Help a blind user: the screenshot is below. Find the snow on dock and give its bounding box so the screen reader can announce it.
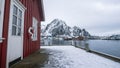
[41,46,120,68]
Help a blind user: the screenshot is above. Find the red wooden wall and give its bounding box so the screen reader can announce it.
[0,0,44,68]
[0,0,11,68]
[19,0,43,58]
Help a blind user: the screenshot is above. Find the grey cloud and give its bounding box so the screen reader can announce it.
[43,0,120,36]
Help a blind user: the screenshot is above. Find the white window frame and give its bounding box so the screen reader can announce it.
[10,0,26,37]
[0,0,5,43]
[32,17,38,41]
[11,4,23,36]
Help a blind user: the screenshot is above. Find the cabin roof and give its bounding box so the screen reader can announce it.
[38,0,45,21]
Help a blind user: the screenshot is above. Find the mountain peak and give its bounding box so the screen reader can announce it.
[42,19,90,38]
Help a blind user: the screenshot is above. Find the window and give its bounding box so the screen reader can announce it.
[32,17,38,41]
[12,5,23,36]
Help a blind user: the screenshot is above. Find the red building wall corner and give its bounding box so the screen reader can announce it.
[0,0,45,68]
[0,0,11,68]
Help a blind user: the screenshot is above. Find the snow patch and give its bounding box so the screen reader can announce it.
[41,46,120,68]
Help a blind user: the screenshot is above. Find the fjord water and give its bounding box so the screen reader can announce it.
[86,40,120,58]
[52,39,120,58]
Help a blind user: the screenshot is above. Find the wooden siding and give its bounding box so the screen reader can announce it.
[0,0,44,68]
[19,0,42,58]
[0,0,11,68]
[0,44,1,68]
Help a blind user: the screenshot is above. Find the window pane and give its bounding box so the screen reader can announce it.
[12,15,17,25]
[32,18,38,41]
[13,5,18,15]
[17,28,21,36]
[12,26,16,35]
[19,9,22,18]
[18,18,22,27]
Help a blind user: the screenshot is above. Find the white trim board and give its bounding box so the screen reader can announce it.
[0,0,5,43]
[6,0,26,68]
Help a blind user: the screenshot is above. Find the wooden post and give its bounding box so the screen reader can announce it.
[85,43,90,52]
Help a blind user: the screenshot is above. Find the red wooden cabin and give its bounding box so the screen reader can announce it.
[0,0,44,68]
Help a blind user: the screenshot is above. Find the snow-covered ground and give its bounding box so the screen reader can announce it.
[41,46,120,68]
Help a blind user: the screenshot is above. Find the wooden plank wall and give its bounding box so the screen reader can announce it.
[0,0,42,68]
[19,0,41,58]
[0,44,1,68]
[0,0,11,68]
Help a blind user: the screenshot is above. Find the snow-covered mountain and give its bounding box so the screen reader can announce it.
[41,25,47,37]
[41,19,90,38]
[43,19,70,37]
[41,25,46,33]
[71,26,82,37]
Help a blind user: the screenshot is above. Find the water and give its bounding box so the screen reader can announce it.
[52,39,72,45]
[47,39,120,58]
[78,40,120,58]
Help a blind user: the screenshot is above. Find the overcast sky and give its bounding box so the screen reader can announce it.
[42,0,120,36]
